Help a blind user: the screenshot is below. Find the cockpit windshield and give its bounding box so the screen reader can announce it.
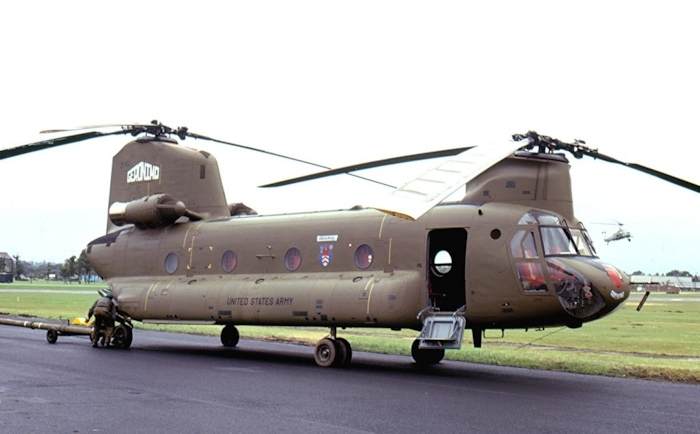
[540,226,577,255]
[515,210,596,258]
[539,226,596,257]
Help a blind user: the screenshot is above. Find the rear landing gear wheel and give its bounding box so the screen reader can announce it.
[314,338,338,367]
[221,325,240,347]
[411,339,445,365]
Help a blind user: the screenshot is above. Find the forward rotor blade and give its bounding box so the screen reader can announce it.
[366,140,527,221]
[0,130,127,160]
[40,123,144,134]
[592,151,699,193]
[515,131,699,194]
[259,147,475,188]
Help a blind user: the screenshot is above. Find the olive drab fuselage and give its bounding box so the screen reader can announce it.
[86,137,630,336]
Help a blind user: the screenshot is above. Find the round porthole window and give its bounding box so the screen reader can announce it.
[354,244,374,269]
[432,250,452,276]
[285,247,302,271]
[221,250,237,273]
[165,252,179,274]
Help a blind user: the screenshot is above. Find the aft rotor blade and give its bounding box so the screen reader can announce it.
[0,130,127,160]
[259,147,475,188]
[592,151,699,193]
[185,131,332,170]
[184,131,394,187]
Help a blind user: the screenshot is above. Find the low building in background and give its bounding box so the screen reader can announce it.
[630,275,698,293]
[0,252,14,283]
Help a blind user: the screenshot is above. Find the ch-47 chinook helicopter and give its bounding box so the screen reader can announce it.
[2,124,698,367]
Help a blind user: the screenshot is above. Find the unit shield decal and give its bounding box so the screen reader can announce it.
[318,244,333,267]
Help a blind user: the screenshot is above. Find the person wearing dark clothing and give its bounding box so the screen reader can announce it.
[87,294,116,347]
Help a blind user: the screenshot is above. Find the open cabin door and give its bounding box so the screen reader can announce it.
[428,228,467,311]
[416,228,468,351]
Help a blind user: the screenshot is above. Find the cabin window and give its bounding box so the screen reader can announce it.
[221,250,238,273]
[165,253,179,274]
[432,250,453,276]
[285,247,302,271]
[354,244,373,269]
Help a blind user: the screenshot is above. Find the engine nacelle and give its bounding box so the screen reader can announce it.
[109,194,188,229]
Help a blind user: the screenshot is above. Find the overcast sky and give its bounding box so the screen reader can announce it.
[1,1,698,275]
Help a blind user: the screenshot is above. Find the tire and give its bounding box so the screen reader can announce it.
[314,338,338,368]
[46,328,58,344]
[411,339,445,365]
[221,325,240,347]
[112,325,133,349]
[334,337,352,367]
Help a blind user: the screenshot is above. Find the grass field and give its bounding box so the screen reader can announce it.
[1,281,698,382]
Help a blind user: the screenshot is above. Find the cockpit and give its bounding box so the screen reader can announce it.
[508,210,622,322]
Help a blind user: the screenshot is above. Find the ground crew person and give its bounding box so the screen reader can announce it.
[86,293,116,347]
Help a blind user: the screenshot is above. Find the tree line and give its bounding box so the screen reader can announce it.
[9,250,96,283]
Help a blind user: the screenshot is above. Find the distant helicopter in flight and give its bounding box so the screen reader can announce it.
[602,223,632,244]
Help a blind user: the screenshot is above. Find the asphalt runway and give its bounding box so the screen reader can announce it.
[1,323,699,434]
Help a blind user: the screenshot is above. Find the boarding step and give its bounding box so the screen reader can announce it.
[416,306,466,350]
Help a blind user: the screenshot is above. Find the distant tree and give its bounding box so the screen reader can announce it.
[694,275,700,282]
[77,250,93,283]
[19,260,31,279]
[13,255,20,279]
[13,254,24,278]
[631,270,644,276]
[665,270,692,277]
[61,255,78,282]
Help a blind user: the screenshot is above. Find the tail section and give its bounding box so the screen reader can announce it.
[106,136,230,233]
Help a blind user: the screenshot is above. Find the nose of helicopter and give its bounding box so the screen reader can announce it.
[546,257,630,322]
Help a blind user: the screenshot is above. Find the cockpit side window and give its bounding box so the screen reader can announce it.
[510,229,547,292]
[510,229,539,258]
[569,228,596,256]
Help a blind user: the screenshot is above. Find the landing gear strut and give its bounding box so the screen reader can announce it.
[313,326,352,368]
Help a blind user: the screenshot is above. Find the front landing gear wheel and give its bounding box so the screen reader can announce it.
[112,325,133,349]
[221,325,240,347]
[314,338,338,367]
[334,337,352,367]
[46,328,58,344]
[411,339,445,365]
